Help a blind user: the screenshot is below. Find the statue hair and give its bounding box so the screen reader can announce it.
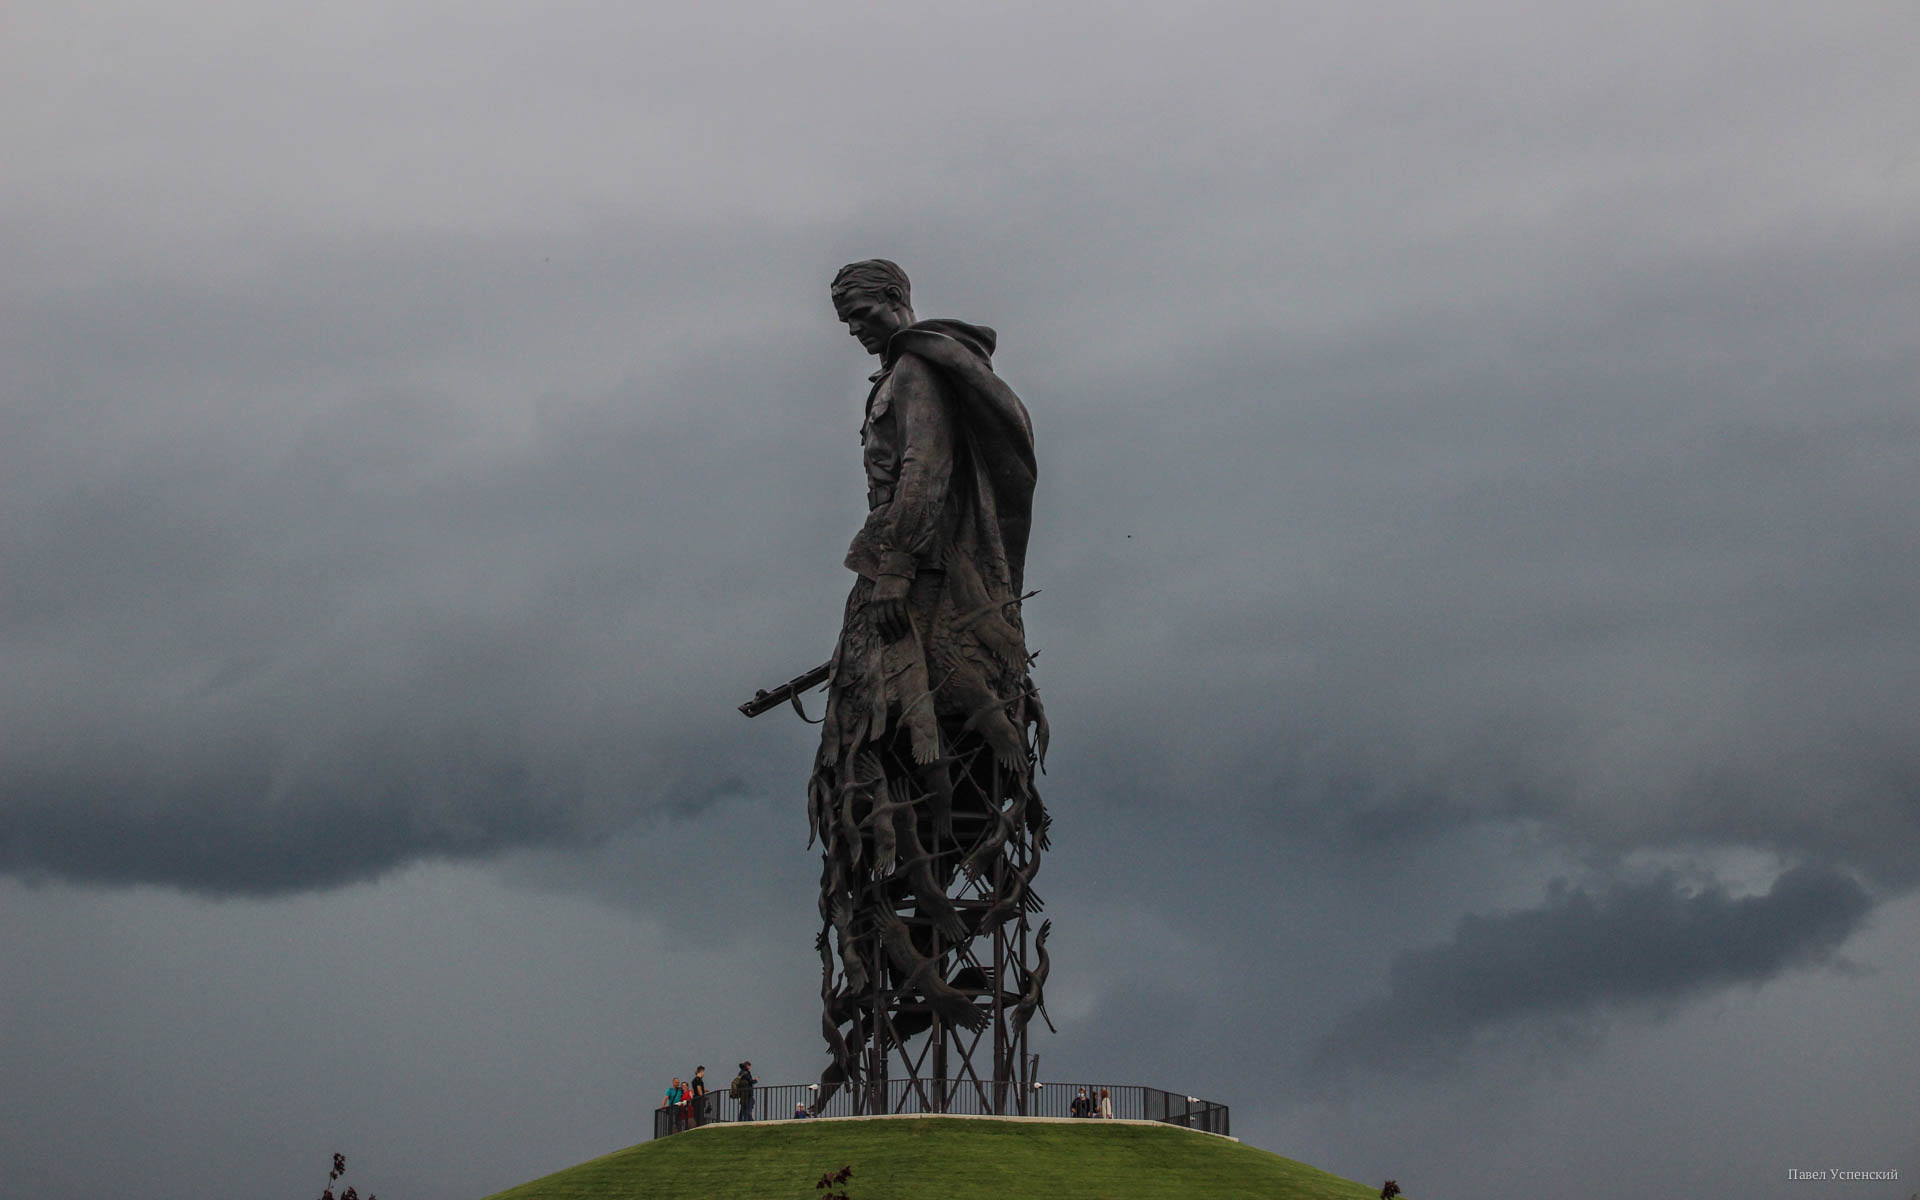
[831,259,912,306]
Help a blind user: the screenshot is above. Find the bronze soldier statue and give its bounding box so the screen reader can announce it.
[759,259,1051,1113]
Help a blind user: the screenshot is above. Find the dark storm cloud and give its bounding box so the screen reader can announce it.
[0,220,856,891]
[1310,865,1874,1081]
[1046,206,1920,875]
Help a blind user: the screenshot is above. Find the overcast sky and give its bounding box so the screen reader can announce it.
[4,2,1917,1197]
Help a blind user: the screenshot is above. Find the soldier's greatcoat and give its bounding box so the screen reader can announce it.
[809,318,1041,839]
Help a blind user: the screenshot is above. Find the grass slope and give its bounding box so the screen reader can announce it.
[484,1118,1382,1200]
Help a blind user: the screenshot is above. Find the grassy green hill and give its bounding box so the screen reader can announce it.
[483,1117,1385,1200]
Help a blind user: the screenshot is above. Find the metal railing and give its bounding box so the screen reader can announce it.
[652,1080,1228,1140]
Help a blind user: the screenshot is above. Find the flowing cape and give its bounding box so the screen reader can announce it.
[885,319,1037,594]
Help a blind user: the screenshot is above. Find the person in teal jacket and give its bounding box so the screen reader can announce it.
[662,1077,687,1132]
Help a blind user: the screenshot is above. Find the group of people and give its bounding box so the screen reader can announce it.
[1069,1087,1114,1119]
[660,1062,760,1130]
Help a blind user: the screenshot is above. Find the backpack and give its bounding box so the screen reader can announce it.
[730,1072,749,1100]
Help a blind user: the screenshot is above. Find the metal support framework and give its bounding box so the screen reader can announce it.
[816,729,1050,1115]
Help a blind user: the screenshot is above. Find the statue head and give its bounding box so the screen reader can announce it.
[831,259,915,356]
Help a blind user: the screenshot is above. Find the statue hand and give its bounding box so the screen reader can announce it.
[873,574,911,642]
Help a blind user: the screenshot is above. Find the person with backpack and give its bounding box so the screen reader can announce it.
[730,1061,759,1121]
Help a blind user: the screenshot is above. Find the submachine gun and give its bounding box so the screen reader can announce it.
[738,661,831,721]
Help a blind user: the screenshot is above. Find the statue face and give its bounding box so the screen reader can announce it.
[834,288,912,356]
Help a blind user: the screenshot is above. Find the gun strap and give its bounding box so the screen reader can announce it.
[790,689,824,724]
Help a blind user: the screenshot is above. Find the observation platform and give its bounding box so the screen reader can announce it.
[653,1079,1228,1141]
